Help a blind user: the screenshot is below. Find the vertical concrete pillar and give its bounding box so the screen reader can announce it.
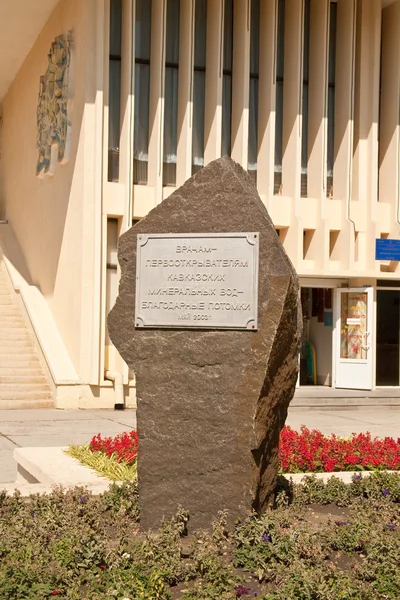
[379,0,400,228]
[114,0,134,381]
[333,0,355,204]
[282,0,303,210]
[257,0,277,210]
[81,0,106,383]
[307,0,329,206]
[176,0,194,186]
[120,0,135,230]
[230,0,251,165]
[379,2,400,207]
[328,0,356,272]
[302,0,329,272]
[204,0,223,165]
[351,0,381,272]
[352,0,381,212]
[147,0,166,205]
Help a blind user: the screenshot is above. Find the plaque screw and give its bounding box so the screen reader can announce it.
[252,325,255,329]
[136,323,139,327]
[254,234,257,238]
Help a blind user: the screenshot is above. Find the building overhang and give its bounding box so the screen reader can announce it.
[0,0,60,102]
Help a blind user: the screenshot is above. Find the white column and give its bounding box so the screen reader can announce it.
[176,0,194,186]
[147,0,166,205]
[81,0,106,384]
[230,0,251,166]
[307,0,329,205]
[351,0,381,215]
[120,0,135,230]
[257,0,277,210]
[350,0,381,274]
[204,0,224,165]
[379,1,400,207]
[334,0,355,203]
[282,0,303,208]
[113,0,134,382]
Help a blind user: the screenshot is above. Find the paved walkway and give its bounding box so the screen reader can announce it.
[0,409,137,483]
[287,406,400,438]
[0,406,399,484]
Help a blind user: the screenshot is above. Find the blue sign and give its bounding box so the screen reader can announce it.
[375,239,400,261]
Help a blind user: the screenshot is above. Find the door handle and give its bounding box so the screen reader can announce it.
[362,331,371,351]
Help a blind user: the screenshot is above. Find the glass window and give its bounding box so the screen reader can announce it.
[134,0,152,185]
[108,0,122,182]
[274,0,285,194]
[163,0,180,186]
[221,0,233,157]
[340,292,368,360]
[327,2,337,197]
[192,0,207,175]
[248,0,260,183]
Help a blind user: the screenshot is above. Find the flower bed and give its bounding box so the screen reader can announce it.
[69,426,400,480]
[1,473,400,599]
[89,430,138,465]
[65,431,139,481]
[279,425,400,473]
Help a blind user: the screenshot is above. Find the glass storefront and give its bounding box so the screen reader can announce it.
[376,290,400,386]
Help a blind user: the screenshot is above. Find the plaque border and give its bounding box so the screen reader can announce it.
[135,232,259,330]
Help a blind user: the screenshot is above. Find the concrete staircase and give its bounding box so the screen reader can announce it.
[0,260,54,409]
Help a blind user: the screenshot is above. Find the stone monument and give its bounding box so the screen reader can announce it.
[108,157,302,530]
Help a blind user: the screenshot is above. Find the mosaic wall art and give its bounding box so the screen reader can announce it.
[36,31,74,178]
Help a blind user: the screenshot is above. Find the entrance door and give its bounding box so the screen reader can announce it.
[335,287,373,390]
[376,290,400,386]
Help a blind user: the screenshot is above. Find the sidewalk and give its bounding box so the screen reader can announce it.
[0,409,137,484]
[0,406,399,484]
[287,406,400,438]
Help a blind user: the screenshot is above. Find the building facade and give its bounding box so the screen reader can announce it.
[0,0,400,407]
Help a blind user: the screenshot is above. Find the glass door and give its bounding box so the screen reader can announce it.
[335,287,373,390]
[376,290,400,386]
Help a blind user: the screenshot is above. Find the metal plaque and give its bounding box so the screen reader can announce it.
[135,233,259,329]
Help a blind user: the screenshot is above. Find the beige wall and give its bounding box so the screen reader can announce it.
[1,0,101,382]
[2,0,400,401]
[109,0,400,281]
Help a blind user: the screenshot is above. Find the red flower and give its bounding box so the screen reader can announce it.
[89,430,138,465]
[279,426,400,473]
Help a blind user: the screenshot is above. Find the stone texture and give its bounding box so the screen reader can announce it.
[108,157,302,530]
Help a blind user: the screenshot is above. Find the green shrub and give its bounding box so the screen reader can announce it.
[1,474,400,599]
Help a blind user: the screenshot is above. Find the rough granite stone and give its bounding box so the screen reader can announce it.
[108,157,302,530]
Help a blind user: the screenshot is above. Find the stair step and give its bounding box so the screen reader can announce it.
[0,309,22,317]
[0,350,37,358]
[0,367,44,376]
[0,389,53,401]
[0,357,42,366]
[0,398,54,409]
[0,321,28,328]
[0,331,31,341]
[0,385,52,398]
[0,263,53,407]
[0,375,48,384]
[0,340,35,349]
[0,354,42,363]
